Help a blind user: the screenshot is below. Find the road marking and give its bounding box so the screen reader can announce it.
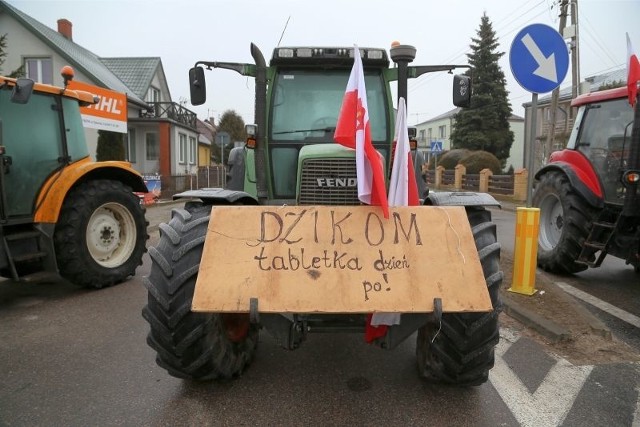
[556,282,640,328]
[491,329,593,427]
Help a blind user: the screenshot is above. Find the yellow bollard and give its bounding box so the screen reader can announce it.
[509,207,540,296]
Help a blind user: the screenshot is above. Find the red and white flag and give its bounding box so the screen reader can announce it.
[369,97,420,333]
[334,46,389,219]
[627,32,640,107]
[388,97,420,207]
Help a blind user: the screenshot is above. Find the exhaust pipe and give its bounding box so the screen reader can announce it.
[251,43,268,203]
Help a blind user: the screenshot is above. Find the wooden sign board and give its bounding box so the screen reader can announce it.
[192,205,492,314]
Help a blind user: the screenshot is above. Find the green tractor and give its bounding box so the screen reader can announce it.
[143,43,503,386]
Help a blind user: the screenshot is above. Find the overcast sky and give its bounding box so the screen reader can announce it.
[7,0,640,125]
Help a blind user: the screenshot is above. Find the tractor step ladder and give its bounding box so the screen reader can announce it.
[576,206,621,268]
[2,226,48,281]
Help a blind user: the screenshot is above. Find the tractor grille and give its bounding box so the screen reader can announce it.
[298,158,360,205]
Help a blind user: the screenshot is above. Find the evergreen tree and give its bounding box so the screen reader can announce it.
[450,13,513,169]
[0,33,25,77]
[96,130,125,161]
[217,110,246,165]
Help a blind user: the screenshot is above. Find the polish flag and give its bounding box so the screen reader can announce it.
[334,46,389,219]
[627,33,640,107]
[368,97,420,336]
[388,97,420,207]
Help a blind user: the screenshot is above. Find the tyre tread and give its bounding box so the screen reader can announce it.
[143,204,257,381]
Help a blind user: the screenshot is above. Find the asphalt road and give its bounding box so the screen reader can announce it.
[0,260,522,426]
[0,202,638,426]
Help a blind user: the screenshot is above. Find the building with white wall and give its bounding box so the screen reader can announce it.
[414,107,525,171]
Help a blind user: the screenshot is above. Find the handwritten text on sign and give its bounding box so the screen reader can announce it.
[192,206,492,314]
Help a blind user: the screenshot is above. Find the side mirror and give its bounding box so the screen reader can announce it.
[452,74,471,108]
[11,78,35,104]
[407,126,417,139]
[189,66,206,106]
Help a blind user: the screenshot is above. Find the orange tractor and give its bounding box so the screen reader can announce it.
[0,68,148,287]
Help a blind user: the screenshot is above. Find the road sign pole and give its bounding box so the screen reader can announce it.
[526,93,538,207]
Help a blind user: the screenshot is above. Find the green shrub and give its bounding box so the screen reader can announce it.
[437,149,470,170]
[459,150,502,174]
[96,130,125,161]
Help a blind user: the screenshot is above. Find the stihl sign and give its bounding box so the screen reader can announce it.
[67,80,128,133]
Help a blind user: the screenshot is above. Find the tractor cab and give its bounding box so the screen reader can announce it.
[565,86,635,203]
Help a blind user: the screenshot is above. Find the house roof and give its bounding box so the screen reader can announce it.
[99,57,161,100]
[0,0,148,106]
[416,107,461,126]
[196,118,215,146]
[524,68,626,106]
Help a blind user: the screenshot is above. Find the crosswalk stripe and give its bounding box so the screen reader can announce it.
[491,329,593,426]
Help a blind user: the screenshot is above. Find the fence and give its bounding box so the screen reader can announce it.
[489,174,516,195]
[156,164,526,201]
[160,165,227,199]
[462,174,480,191]
[425,165,527,201]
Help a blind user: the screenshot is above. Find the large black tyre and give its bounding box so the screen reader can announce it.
[142,203,258,381]
[533,171,594,274]
[416,207,502,386]
[54,179,148,288]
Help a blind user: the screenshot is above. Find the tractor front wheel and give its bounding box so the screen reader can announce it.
[142,203,258,380]
[416,207,502,386]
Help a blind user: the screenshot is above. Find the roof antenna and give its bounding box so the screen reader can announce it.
[277,16,291,47]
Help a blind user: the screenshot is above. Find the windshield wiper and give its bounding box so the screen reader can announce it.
[273,127,335,135]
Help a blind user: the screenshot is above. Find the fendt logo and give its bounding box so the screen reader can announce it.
[316,177,357,188]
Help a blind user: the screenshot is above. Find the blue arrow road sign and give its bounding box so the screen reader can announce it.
[509,23,569,94]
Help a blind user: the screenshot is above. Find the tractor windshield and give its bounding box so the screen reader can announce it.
[574,97,634,202]
[270,69,388,142]
[267,68,389,200]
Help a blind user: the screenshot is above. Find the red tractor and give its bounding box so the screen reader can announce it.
[533,87,639,274]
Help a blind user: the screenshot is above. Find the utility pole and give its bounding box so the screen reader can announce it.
[544,0,569,162]
[570,0,580,99]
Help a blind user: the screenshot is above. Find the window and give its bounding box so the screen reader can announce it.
[189,136,197,164]
[427,128,432,140]
[146,132,159,160]
[0,90,62,216]
[438,125,446,138]
[127,128,137,163]
[575,98,634,201]
[146,87,160,103]
[25,58,53,84]
[270,69,388,142]
[178,133,187,164]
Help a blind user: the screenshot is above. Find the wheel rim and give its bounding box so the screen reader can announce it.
[538,193,564,251]
[86,202,137,268]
